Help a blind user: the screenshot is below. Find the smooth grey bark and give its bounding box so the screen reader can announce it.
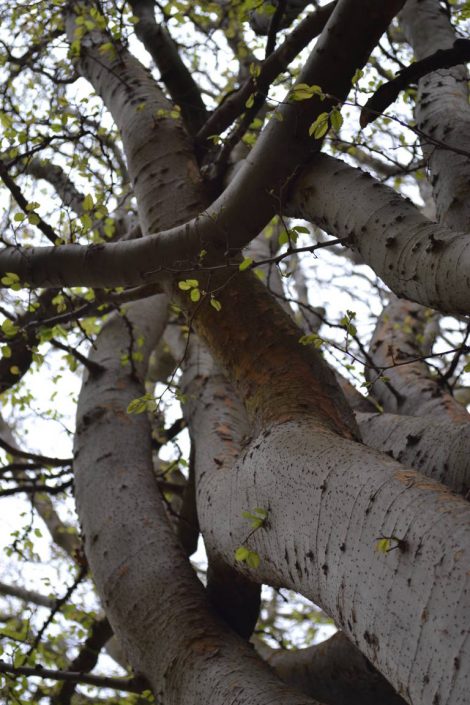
[165,327,262,639]
[73,297,324,705]
[399,0,470,230]
[257,631,405,705]
[171,330,409,704]
[195,418,470,705]
[286,153,470,315]
[357,411,470,497]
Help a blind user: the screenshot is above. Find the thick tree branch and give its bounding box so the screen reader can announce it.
[1,1,406,294]
[129,0,208,137]
[360,39,470,127]
[286,153,470,315]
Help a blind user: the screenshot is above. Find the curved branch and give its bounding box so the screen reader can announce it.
[286,153,470,315]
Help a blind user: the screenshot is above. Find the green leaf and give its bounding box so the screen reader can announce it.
[82,194,94,211]
[235,546,250,562]
[127,393,156,414]
[246,550,260,568]
[1,272,20,287]
[178,279,199,291]
[13,212,25,222]
[278,230,289,246]
[291,84,324,101]
[375,538,392,553]
[245,93,255,109]
[309,112,330,139]
[239,257,253,271]
[351,68,364,85]
[291,225,309,235]
[1,319,19,338]
[210,297,222,312]
[330,108,343,131]
[190,288,201,302]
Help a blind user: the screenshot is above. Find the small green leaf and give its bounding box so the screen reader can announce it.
[235,546,250,562]
[278,230,289,246]
[291,83,324,101]
[245,93,255,109]
[1,272,20,287]
[210,297,222,312]
[309,112,330,139]
[375,538,392,553]
[13,212,25,222]
[239,257,253,271]
[330,108,343,131]
[82,194,94,211]
[291,225,309,235]
[127,393,156,414]
[246,550,260,568]
[351,68,364,85]
[1,319,19,338]
[190,288,201,302]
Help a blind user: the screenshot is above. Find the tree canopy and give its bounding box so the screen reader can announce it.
[1,2,470,705]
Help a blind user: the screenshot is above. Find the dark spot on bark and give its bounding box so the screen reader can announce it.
[423,674,430,684]
[92,534,98,544]
[433,694,440,705]
[425,234,446,253]
[406,433,421,446]
[321,563,328,575]
[385,236,396,248]
[295,560,302,576]
[454,657,460,670]
[363,630,379,649]
[320,483,327,492]
[339,542,346,552]
[284,548,289,562]
[306,550,314,561]
[120,484,128,490]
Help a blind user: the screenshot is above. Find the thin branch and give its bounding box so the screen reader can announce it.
[196,1,336,145]
[52,616,114,705]
[0,437,73,466]
[0,159,58,245]
[0,661,146,694]
[265,0,287,57]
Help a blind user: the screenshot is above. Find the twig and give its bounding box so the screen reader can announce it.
[0,661,146,694]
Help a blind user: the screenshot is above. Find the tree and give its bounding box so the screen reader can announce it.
[1,1,470,704]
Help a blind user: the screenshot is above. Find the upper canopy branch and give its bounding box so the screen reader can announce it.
[0,1,407,292]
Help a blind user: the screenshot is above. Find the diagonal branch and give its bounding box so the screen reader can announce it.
[129,0,208,136]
